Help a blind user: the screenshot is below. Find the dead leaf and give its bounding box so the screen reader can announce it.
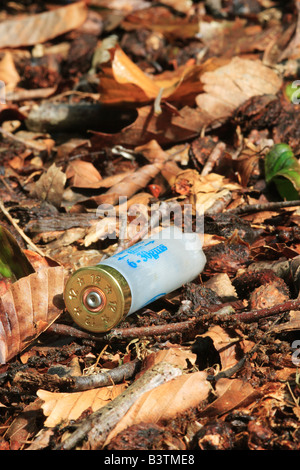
[139,347,197,374]
[200,325,255,371]
[0,266,64,364]
[104,371,211,446]
[37,383,127,427]
[196,57,282,123]
[98,45,204,106]
[66,160,102,189]
[205,273,238,300]
[173,170,241,213]
[121,5,198,38]
[93,160,166,206]
[30,163,66,208]
[0,52,20,91]
[199,377,256,417]
[0,2,88,49]
[5,398,42,450]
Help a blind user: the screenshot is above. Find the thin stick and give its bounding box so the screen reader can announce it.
[47,319,198,342]
[227,199,300,215]
[0,200,45,257]
[236,298,300,323]
[13,358,141,393]
[201,142,226,176]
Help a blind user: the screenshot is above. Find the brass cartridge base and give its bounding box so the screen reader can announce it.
[64,265,131,333]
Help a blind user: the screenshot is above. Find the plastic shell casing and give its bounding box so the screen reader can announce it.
[64,226,206,333]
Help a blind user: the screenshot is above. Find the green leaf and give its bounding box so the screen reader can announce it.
[264,144,300,200]
[0,225,35,281]
[285,82,300,104]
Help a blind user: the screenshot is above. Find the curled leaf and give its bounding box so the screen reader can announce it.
[0,266,64,364]
[265,143,300,200]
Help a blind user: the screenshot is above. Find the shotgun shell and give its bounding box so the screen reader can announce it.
[64,226,206,333]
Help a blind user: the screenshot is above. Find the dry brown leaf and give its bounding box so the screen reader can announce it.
[199,377,256,418]
[279,2,300,61]
[0,266,64,364]
[30,163,66,208]
[66,160,102,189]
[135,139,170,163]
[200,325,255,371]
[89,0,151,13]
[205,273,238,300]
[0,2,87,49]
[93,161,166,206]
[140,347,197,374]
[37,383,127,427]
[5,398,42,450]
[104,371,211,446]
[121,5,198,38]
[196,57,282,123]
[98,45,204,106]
[173,170,241,213]
[0,52,20,91]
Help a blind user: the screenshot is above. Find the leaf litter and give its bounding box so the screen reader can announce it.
[0,0,299,452]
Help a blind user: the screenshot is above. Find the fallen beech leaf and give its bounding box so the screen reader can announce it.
[135,139,170,163]
[199,325,255,371]
[93,160,166,206]
[173,170,241,213]
[66,160,102,189]
[196,57,282,123]
[205,273,238,301]
[89,0,151,13]
[0,53,20,91]
[30,163,66,208]
[0,2,88,48]
[99,45,204,106]
[5,399,43,450]
[104,371,211,446]
[199,377,256,417]
[121,5,198,37]
[0,266,64,364]
[37,384,127,427]
[139,347,197,374]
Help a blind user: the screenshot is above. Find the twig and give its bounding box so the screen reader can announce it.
[227,199,300,216]
[103,319,198,341]
[48,319,198,342]
[13,358,141,393]
[55,361,183,450]
[0,126,41,150]
[0,200,45,257]
[235,298,300,323]
[201,142,226,176]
